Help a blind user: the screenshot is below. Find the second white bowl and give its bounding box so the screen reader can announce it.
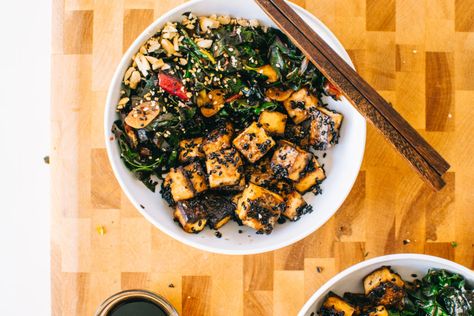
[299,254,474,315]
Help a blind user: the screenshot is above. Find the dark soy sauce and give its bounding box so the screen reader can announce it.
[108,299,168,316]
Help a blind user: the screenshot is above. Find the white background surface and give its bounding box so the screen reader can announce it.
[0,0,51,314]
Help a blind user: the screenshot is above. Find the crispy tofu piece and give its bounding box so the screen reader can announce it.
[248,158,275,188]
[201,194,235,229]
[271,140,312,181]
[320,292,356,316]
[309,106,343,150]
[294,157,326,193]
[183,162,208,194]
[178,137,204,163]
[174,199,207,233]
[319,106,343,130]
[202,122,234,156]
[233,122,275,163]
[368,306,389,316]
[235,183,285,234]
[165,167,195,202]
[282,191,310,221]
[364,266,405,293]
[283,88,318,124]
[205,148,243,189]
[258,111,287,135]
[364,266,405,309]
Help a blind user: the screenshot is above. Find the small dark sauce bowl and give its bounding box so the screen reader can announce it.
[95,289,178,316]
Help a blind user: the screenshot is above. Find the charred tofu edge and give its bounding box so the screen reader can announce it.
[201,195,235,230]
[320,292,356,316]
[282,191,311,221]
[294,157,326,194]
[271,140,311,181]
[363,266,405,294]
[183,162,208,194]
[174,200,207,233]
[363,266,406,309]
[202,122,234,155]
[236,183,285,234]
[166,167,195,202]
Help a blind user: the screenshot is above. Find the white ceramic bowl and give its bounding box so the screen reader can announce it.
[104,0,366,254]
[299,254,474,315]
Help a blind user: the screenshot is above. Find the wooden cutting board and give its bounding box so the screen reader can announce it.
[51,0,474,315]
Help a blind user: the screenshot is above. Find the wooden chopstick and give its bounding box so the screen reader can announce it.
[255,0,450,190]
[261,0,450,176]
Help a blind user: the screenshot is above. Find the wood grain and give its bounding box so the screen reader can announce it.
[51,0,474,315]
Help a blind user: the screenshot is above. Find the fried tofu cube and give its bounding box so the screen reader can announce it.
[320,293,356,316]
[233,122,276,163]
[309,106,343,150]
[258,111,287,135]
[183,162,208,194]
[294,157,326,193]
[201,194,235,229]
[319,106,343,130]
[165,167,195,202]
[363,266,405,309]
[282,191,310,221]
[178,137,204,163]
[271,140,312,181]
[205,148,243,189]
[248,159,275,188]
[174,199,207,233]
[235,183,285,234]
[283,88,318,124]
[202,122,234,156]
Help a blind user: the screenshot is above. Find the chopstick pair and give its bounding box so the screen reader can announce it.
[255,0,450,190]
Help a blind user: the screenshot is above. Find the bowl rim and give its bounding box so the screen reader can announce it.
[104,0,367,255]
[298,253,474,315]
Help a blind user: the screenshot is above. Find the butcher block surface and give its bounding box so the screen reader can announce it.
[51,0,474,314]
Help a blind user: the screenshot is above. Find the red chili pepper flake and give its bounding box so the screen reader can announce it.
[326,81,342,99]
[158,72,189,101]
